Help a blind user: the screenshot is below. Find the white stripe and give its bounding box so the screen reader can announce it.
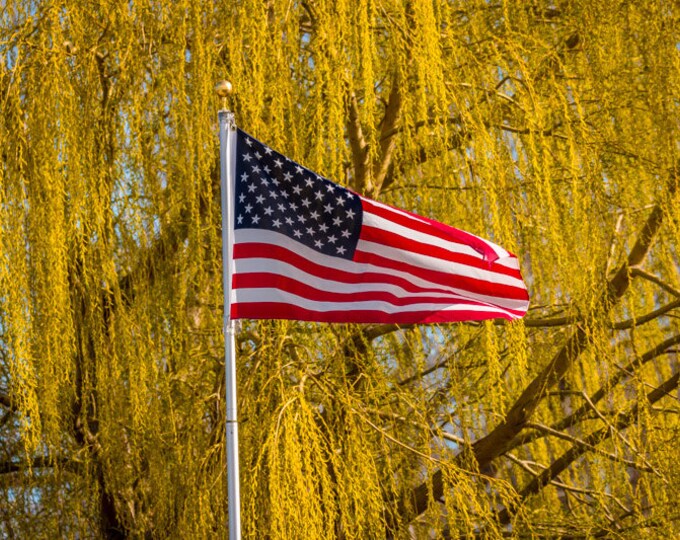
[356,237,526,289]
[362,197,432,225]
[234,229,530,312]
[234,257,464,301]
[362,198,512,260]
[363,211,484,259]
[233,288,515,317]
[234,255,529,313]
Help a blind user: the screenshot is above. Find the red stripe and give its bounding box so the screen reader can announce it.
[353,248,529,301]
[360,225,521,279]
[233,242,460,297]
[232,272,509,310]
[231,302,517,324]
[361,198,502,262]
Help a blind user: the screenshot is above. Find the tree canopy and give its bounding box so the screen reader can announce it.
[1,0,679,538]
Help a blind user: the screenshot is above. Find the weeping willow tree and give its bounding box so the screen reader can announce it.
[1,0,679,538]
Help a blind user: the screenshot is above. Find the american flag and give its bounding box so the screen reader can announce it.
[230,129,529,323]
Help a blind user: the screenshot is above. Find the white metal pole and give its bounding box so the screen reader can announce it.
[218,109,241,540]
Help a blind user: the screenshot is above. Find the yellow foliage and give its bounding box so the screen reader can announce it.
[1,0,679,537]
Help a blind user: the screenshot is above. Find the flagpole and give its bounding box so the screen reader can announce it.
[216,81,241,540]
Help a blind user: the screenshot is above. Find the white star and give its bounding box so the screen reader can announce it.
[341,229,351,238]
[241,172,248,181]
[336,246,346,255]
[243,153,252,162]
[283,172,293,181]
[289,202,298,211]
[245,138,253,146]
[237,215,244,224]
[285,217,294,225]
[298,214,306,223]
[314,239,323,249]
[272,178,280,186]
[336,194,345,205]
[272,218,281,227]
[274,158,283,168]
[319,223,329,233]
[264,206,273,216]
[315,190,324,201]
[301,198,311,208]
[255,151,262,159]
[256,195,265,204]
[281,191,289,199]
[239,193,246,203]
[264,147,273,155]
[295,165,304,175]
[252,214,261,224]
[278,203,286,212]
[324,203,333,214]
[252,164,261,174]
[305,178,314,188]
[306,227,315,236]
[328,234,337,244]
[263,165,271,174]
[325,183,335,192]
[244,204,253,213]
[292,185,302,195]
[248,183,257,193]
[309,210,319,220]
[293,229,302,238]
[346,208,355,219]
[332,216,342,226]
[269,189,278,199]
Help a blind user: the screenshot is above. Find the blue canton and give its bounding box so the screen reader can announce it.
[234,129,363,260]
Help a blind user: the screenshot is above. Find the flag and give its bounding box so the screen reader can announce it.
[230,129,529,324]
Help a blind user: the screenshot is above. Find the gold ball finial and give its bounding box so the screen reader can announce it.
[215,80,233,98]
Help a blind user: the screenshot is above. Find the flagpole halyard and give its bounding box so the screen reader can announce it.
[217,81,241,540]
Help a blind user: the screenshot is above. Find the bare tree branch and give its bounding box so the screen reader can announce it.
[345,90,370,194]
[612,298,680,330]
[372,72,402,197]
[510,333,680,450]
[523,422,656,473]
[631,267,680,297]
[495,371,679,525]
[390,165,679,531]
[0,456,70,475]
[0,392,13,410]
